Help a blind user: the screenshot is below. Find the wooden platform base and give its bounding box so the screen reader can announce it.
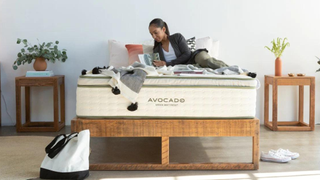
[71,117,260,170]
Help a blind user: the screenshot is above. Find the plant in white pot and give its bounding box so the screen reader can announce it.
[265,37,290,76]
[13,38,68,71]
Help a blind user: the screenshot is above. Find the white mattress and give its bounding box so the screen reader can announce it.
[76,74,259,119]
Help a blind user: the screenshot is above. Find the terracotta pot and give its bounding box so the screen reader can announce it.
[33,57,47,71]
[275,57,282,76]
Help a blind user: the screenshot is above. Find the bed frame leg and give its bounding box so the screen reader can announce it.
[161,137,169,165]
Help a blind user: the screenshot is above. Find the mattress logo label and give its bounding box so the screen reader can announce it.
[148,98,185,106]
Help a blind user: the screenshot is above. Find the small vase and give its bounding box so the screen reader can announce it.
[275,57,282,76]
[33,57,47,71]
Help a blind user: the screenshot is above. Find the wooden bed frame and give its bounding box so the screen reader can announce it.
[71,117,260,170]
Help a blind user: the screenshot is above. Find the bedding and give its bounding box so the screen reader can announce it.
[76,72,258,119]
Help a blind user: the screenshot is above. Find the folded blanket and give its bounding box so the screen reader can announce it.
[98,62,166,111]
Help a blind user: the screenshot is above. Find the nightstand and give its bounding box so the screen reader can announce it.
[264,75,315,131]
[15,75,65,132]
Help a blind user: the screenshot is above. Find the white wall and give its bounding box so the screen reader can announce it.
[1,0,320,126]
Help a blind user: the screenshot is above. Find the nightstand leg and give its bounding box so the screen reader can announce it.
[60,78,65,125]
[53,81,59,131]
[299,86,304,123]
[272,82,278,131]
[310,78,315,130]
[15,82,21,131]
[264,79,269,125]
[25,86,31,124]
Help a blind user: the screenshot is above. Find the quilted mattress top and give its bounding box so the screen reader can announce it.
[78,74,259,88]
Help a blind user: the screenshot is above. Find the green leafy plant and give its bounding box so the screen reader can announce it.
[316,56,320,72]
[13,38,68,70]
[265,37,290,58]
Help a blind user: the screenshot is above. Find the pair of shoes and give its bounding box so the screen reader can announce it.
[260,151,291,163]
[270,148,300,160]
[260,148,299,163]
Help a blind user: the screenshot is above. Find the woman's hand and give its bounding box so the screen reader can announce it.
[153,60,166,67]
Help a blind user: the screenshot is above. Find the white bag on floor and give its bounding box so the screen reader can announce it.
[40,129,90,180]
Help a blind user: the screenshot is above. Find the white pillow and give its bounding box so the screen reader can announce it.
[108,40,129,67]
[142,44,153,54]
[196,37,219,59]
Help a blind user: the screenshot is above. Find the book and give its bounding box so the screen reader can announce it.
[138,53,160,66]
[173,65,204,74]
[173,70,204,74]
[26,70,54,77]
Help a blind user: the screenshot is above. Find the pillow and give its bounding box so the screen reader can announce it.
[210,40,220,59]
[142,44,153,54]
[186,37,196,52]
[125,44,144,65]
[196,37,219,58]
[108,40,129,68]
[109,40,154,67]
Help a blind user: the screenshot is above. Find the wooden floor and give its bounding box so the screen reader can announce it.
[0,125,320,180]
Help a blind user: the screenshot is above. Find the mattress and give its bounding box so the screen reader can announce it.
[76,74,259,119]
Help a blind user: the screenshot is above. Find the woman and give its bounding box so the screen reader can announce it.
[149,18,191,67]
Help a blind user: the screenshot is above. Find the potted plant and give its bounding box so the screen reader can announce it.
[13,38,68,71]
[265,37,290,76]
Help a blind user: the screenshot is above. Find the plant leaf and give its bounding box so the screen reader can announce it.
[46,42,52,48]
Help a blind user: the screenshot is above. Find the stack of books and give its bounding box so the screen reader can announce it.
[26,70,54,77]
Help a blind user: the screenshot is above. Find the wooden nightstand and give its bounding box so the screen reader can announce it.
[264,75,315,131]
[15,75,65,132]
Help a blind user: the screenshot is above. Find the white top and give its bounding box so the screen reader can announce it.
[162,42,177,63]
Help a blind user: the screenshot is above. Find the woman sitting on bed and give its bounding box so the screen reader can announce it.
[148,18,229,70]
[149,18,191,67]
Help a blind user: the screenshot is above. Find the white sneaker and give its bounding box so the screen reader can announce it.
[271,148,300,160]
[260,151,292,163]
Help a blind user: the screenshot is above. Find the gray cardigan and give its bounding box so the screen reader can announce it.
[153,33,191,66]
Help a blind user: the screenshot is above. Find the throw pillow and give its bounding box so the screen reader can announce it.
[142,44,154,54]
[108,40,130,68]
[210,40,220,59]
[196,37,219,58]
[186,37,196,52]
[125,44,144,65]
